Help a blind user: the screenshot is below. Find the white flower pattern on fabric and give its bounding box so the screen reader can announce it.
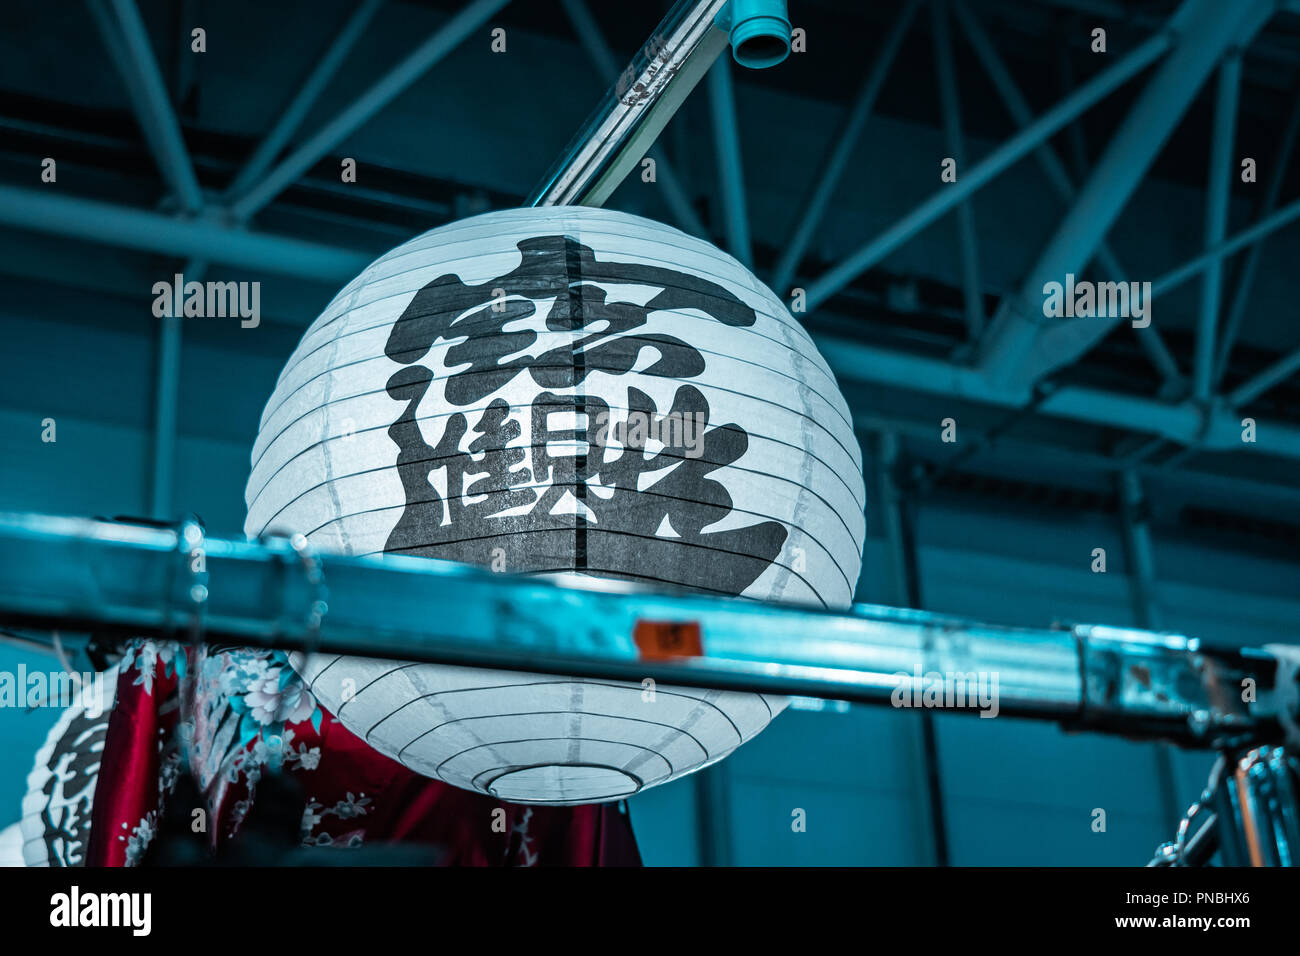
[299,793,371,848]
[119,812,158,867]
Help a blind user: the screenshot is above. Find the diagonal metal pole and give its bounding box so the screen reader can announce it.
[224,0,384,200]
[530,0,729,209]
[1193,53,1242,403]
[230,0,510,221]
[768,0,921,297]
[89,0,203,214]
[1150,195,1300,298]
[801,26,1174,313]
[930,0,984,339]
[1213,87,1300,386]
[976,0,1272,391]
[952,0,1181,388]
[558,0,708,237]
[1228,345,1300,408]
[707,58,752,266]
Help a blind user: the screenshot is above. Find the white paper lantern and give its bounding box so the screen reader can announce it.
[245,207,865,804]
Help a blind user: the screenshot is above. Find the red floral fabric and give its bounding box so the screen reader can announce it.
[86,641,641,866]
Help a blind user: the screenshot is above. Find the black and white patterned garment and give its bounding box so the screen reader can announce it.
[244,208,866,805]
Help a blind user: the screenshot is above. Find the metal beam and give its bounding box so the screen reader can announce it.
[866,430,949,866]
[801,26,1173,312]
[558,0,708,237]
[707,59,752,266]
[931,0,983,338]
[0,512,1275,748]
[952,0,1182,388]
[816,334,1300,459]
[89,0,203,213]
[976,0,1273,390]
[1194,53,1242,403]
[768,0,921,297]
[1150,195,1300,298]
[1116,470,1184,835]
[0,184,372,281]
[230,0,510,221]
[224,0,384,200]
[1214,88,1300,385]
[7,182,1299,456]
[1228,346,1300,408]
[529,0,729,208]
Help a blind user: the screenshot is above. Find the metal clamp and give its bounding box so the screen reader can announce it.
[171,515,209,643]
[286,532,329,656]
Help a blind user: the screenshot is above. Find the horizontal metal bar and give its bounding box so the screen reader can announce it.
[816,335,1300,456]
[4,183,1299,455]
[0,184,373,281]
[0,512,1278,747]
[529,0,730,208]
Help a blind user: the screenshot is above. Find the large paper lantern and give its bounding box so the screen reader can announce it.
[245,207,865,804]
[19,665,118,866]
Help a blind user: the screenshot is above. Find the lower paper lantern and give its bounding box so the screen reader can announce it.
[245,206,865,804]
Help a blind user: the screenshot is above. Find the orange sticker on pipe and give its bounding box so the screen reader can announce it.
[634,620,703,660]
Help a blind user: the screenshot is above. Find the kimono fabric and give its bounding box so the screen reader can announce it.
[86,641,642,866]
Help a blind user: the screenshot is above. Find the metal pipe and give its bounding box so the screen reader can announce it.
[0,184,373,281]
[529,0,730,208]
[707,59,752,266]
[1229,346,1300,408]
[558,0,708,236]
[91,0,204,214]
[976,0,1272,390]
[224,0,384,200]
[1116,470,1183,832]
[0,512,1275,747]
[230,0,510,221]
[149,256,207,520]
[768,0,921,297]
[1195,53,1242,402]
[6,178,1297,455]
[930,0,983,338]
[952,0,1182,387]
[719,0,791,69]
[1150,195,1300,298]
[815,334,1300,456]
[150,311,183,518]
[1214,88,1300,385]
[801,27,1174,312]
[866,430,949,866]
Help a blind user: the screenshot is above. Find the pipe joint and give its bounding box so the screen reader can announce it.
[718,0,791,69]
